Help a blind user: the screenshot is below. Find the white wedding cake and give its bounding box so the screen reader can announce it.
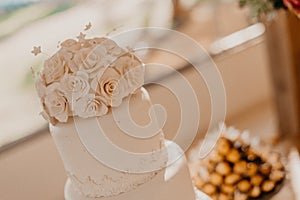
[35,34,201,200]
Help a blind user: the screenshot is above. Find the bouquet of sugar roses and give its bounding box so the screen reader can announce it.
[35,36,145,125]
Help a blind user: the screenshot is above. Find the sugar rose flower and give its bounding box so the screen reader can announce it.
[91,68,129,107]
[284,0,300,17]
[44,83,70,123]
[60,71,90,102]
[35,35,147,124]
[73,94,108,118]
[84,37,106,47]
[74,45,114,77]
[114,54,145,93]
[58,49,78,73]
[40,109,58,125]
[101,39,124,56]
[125,65,145,93]
[43,53,67,85]
[73,48,90,73]
[59,39,82,72]
[61,39,81,52]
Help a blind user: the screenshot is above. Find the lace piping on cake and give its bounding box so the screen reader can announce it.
[67,171,158,198]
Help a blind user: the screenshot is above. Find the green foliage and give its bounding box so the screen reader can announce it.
[238,0,286,20]
[273,0,287,9]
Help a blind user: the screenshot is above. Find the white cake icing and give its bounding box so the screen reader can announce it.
[50,88,166,197]
[50,88,198,199]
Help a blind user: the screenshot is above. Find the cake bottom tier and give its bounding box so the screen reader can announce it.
[64,141,208,200]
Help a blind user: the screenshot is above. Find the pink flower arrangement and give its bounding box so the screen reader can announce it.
[284,0,300,17]
[239,0,300,20]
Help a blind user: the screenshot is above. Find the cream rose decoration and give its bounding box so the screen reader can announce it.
[44,83,70,123]
[101,39,124,56]
[43,53,67,85]
[91,67,129,107]
[73,94,108,118]
[85,37,106,46]
[61,39,81,52]
[74,45,114,77]
[60,71,90,102]
[59,39,82,72]
[85,46,111,69]
[35,35,145,124]
[125,65,145,93]
[59,49,77,73]
[114,54,145,93]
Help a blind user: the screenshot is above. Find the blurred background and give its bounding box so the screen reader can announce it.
[1,0,290,199]
[0,0,275,148]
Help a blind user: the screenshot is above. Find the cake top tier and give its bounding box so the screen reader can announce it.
[35,35,145,125]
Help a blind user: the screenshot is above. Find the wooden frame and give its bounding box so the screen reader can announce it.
[265,11,300,143]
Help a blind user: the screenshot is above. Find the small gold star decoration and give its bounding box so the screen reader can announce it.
[77,32,86,41]
[84,22,92,31]
[31,46,41,56]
